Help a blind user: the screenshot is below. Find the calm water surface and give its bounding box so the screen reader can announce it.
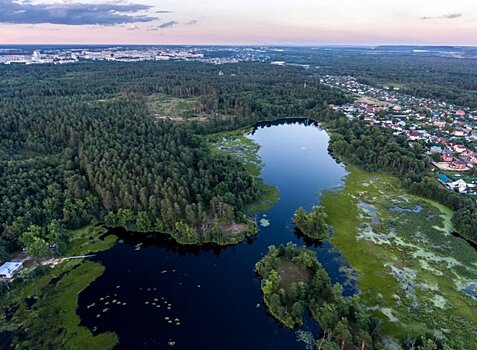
[78,119,352,349]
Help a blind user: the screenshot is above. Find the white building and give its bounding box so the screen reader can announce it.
[32,50,41,61]
[0,261,23,279]
[447,179,475,193]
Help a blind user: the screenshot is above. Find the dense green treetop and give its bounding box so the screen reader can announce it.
[0,61,348,255]
[255,243,383,349]
[293,206,329,241]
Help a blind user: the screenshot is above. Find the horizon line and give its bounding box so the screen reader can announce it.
[0,43,476,48]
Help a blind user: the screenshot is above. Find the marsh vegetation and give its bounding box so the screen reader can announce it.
[322,167,477,349]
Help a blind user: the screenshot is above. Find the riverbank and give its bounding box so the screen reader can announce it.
[0,226,118,349]
[106,217,258,246]
[209,128,280,214]
[255,244,382,349]
[321,166,477,348]
[74,119,351,350]
[100,128,279,246]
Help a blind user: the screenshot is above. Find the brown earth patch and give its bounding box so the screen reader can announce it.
[222,221,248,235]
[277,260,310,289]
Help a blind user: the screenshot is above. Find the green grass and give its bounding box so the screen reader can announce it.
[209,129,280,214]
[66,225,118,256]
[381,82,406,90]
[322,166,477,347]
[59,262,118,350]
[247,180,280,213]
[0,225,119,349]
[277,259,310,289]
[354,96,389,106]
[10,262,118,350]
[147,93,205,118]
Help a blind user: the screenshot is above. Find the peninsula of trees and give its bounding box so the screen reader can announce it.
[255,244,383,350]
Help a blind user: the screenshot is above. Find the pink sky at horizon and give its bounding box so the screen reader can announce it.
[0,0,476,46]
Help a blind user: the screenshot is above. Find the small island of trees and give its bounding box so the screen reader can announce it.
[255,243,383,350]
[293,206,330,241]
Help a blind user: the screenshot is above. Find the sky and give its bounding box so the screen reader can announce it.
[0,0,476,45]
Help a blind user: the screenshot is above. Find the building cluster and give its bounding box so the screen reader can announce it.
[0,49,79,64]
[322,75,477,196]
[0,47,265,65]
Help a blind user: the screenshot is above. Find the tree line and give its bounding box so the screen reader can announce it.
[0,60,349,258]
[266,48,477,108]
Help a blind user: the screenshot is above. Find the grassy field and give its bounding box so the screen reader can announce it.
[381,82,406,90]
[147,93,206,119]
[66,225,118,256]
[0,226,118,349]
[321,166,477,348]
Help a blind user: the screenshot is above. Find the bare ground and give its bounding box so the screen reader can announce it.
[277,260,310,288]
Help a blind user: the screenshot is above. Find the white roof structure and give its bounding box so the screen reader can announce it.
[0,262,23,279]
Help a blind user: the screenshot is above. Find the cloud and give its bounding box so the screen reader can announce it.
[0,0,158,25]
[185,20,198,25]
[421,13,463,20]
[146,20,178,31]
[157,20,178,29]
[442,13,463,19]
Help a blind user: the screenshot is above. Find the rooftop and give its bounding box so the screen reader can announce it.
[0,261,23,278]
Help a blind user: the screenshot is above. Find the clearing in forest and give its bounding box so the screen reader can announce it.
[277,260,310,289]
[147,93,208,120]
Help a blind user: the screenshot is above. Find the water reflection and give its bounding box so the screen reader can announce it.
[110,227,233,257]
[78,119,354,350]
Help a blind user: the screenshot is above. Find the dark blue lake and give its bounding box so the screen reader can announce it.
[78,119,352,349]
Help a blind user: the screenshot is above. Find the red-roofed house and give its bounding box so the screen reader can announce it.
[407,130,422,140]
[450,160,468,170]
[441,154,454,162]
[452,129,467,137]
[453,144,467,153]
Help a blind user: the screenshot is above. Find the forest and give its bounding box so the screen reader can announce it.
[0,54,475,350]
[1,58,475,256]
[267,48,477,108]
[329,54,477,109]
[0,61,348,258]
